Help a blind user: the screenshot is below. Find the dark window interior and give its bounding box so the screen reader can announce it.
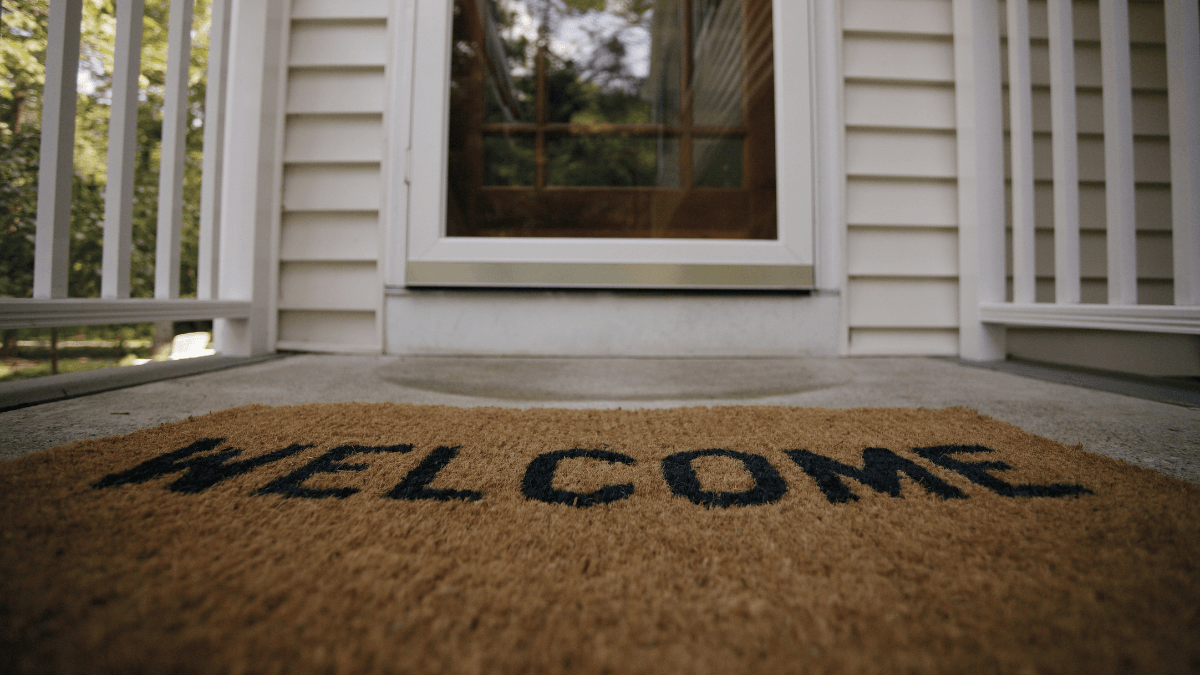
[447,0,777,239]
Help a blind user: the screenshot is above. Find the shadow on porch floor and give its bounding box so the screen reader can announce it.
[1,354,1196,485]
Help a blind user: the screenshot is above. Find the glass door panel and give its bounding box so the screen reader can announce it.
[447,0,776,240]
[403,0,813,289]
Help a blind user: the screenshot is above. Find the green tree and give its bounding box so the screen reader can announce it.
[1,0,47,298]
[0,0,211,300]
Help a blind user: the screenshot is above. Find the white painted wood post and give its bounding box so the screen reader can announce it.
[813,0,844,295]
[1046,0,1081,304]
[384,0,417,291]
[1006,0,1036,304]
[214,0,289,356]
[198,0,231,301]
[955,0,1007,360]
[1165,0,1200,306]
[155,0,196,300]
[33,0,83,300]
[1099,0,1138,305]
[101,0,144,299]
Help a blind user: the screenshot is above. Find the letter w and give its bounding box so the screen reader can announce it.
[784,448,966,504]
[93,438,310,494]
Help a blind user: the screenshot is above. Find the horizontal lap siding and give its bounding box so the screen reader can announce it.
[280,212,380,261]
[998,0,1174,306]
[279,261,379,311]
[843,0,960,355]
[278,0,388,353]
[844,0,1176,356]
[277,311,379,353]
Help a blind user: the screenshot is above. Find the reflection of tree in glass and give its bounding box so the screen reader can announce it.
[483,135,535,185]
[484,1,653,123]
[482,0,660,186]
[547,136,657,187]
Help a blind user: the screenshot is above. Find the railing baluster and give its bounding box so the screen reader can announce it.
[7,0,258,339]
[198,0,231,301]
[1099,0,1137,305]
[1007,0,1036,304]
[155,0,196,300]
[1165,0,1200,306]
[33,0,83,300]
[101,0,144,299]
[979,0,1200,337]
[1046,0,1081,304]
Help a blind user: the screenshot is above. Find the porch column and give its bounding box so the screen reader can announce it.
[953,0,1007,360]
[214,0,289,356]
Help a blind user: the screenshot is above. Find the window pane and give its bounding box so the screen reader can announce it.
[693,137,743,188]
[484,135,536,185]
[447,0,776,240]
[547,135,666,187]
[692,0,744,127]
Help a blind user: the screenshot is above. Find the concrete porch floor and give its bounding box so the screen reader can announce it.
[1,354,1197,485]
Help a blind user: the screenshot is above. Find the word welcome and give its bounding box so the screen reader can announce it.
[94,439,1092,507]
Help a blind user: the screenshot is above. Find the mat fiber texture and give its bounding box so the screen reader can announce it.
[1,403,1198,674]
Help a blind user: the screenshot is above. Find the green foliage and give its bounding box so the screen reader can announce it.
[14,322,160,344]
[0,1,47,108]
[0,123,38,297]
[0,0,211,301]
[0,356,126,383]
[561,0,607,12]
[546,135,657,187]
[560,0,654,18]
[1,1,48,297]
[476,0,656,187]
[69,172,106,296]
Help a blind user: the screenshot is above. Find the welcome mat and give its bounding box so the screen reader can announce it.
[2,403,1198,674]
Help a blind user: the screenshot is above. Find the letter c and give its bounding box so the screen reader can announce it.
[521,449,636,508]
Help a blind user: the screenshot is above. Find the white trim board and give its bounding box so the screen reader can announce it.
[980,303,1200,334]
[385,289,840,357]
[0,299,251,329]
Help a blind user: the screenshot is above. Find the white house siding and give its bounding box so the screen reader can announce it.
[842,0,962,355]
[276,0,388,353]
[269,0,1192,368]
[841,0,1192,368]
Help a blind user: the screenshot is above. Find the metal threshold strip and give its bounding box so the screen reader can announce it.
[405,262,814,289]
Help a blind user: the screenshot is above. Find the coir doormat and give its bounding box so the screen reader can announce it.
[1,403,1198,674]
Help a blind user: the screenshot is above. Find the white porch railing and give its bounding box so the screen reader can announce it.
[0,0,284,356]
[956,0,1200,359]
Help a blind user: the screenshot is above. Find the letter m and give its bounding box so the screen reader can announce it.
[784,448,966,504]
[93,438,309,494]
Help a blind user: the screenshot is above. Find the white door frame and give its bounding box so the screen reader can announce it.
[387,0,826,290]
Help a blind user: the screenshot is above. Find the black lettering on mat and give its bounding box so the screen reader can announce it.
[784,447,967,504]
[661,449,787,508]
[521,449,636,508]
[383,446,483,502]
[257,444,415,499]
[93,438,310,494]
[913,445,1092,498]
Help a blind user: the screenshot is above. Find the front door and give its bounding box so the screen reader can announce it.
[404,0,814,289]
